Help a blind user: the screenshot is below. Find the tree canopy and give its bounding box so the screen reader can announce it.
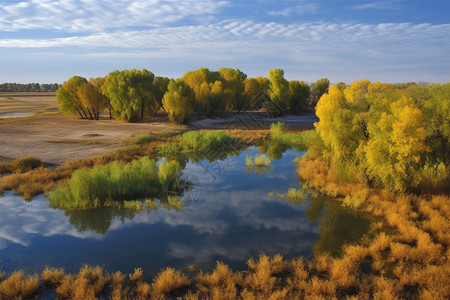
[102,69,158,122]
[56,67,321,123]
[314,80,450,192]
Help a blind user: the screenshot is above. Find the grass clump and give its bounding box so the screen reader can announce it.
[121,133,154,146]
[42,266,65,286]
[123,200,143,210]
[0,270,39,299]
[196,262,243,299]
[151,267,190,299]
[277,188,307,204]
[270,122,309,150]
[157,130,243,160]
[48,157,183,210]
[0,156,43,174]
[145,199,158,210]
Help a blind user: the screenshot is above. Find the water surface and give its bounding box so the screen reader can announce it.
[0,147,372,279]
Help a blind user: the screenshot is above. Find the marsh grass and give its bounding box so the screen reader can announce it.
[0,155,43,174]
[48,157,183,210]
[297,155,450,298]
[0,270,39,299]
[0,128,268,199]
[121,133,155,146]
[269,122,316,152]
[151,267,190,299]
[157,130,244,159]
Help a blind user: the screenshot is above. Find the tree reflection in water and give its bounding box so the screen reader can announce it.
[305,193,372,257]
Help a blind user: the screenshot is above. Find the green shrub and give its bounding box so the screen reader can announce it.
[157,130,243,158]
[269,122,308,150]
[48,157,183,210]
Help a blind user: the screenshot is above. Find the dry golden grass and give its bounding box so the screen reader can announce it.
[244,254,289,298]
[129,267,144,282]
[0,270,39,299]
[151,267,190,299]
[297,155,450,299]
[110,271,127,300]
[196,262,242,300]
[41,266,65,286]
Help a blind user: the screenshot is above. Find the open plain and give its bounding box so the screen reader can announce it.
[0,93,317,164]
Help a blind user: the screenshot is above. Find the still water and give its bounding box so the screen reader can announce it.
[0,147,372,279]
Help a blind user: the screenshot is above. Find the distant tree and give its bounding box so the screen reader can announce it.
[154,76,170,109]
[218,68,246,111]
[0,82,59,92]
[162,79,194,124]
[267,68,289,116]
[76,78,110,120]
[310,78,330,107]
[102,69,158,122]
[289,80,310,114]
[56,76,90,119]
[183,68,224,116]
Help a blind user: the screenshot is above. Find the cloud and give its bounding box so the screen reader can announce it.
[268,1,318,16]
[0,0,229,32]
[0,20,443,47]
[0,194,101,250]
[350,1,401,10]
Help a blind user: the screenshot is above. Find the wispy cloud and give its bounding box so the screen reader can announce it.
[0,0,229,32]
[350,1,401,10]
[268,1,318,16]
[1,20,448,52]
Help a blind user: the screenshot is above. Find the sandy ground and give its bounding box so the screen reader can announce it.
[0,93,317,164]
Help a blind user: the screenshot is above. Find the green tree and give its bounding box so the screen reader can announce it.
[102,69,158,122]
[162,79,194,124]
[77,78,110,120]
[310,78,330,107]
[241,77,270,111]
[183,68,224,116]
[56,76,90,119]
[267,68,289,116]
[289,80,310,114]
[218,68,246,111]
[154,76,170,109]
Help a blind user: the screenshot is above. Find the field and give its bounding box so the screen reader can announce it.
[0,93,183,163]
[0,93,316,164]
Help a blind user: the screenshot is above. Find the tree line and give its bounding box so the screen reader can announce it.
[313,80,450,192]
[56,68,329,123]
[0,82,61,92]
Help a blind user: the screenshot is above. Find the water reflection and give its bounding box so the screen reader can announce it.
[0,145,375,278]
[305,193,372,256]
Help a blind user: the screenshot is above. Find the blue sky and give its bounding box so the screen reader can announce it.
[0,0,449,84]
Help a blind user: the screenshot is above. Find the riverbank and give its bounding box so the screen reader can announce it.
[0,92,317,164]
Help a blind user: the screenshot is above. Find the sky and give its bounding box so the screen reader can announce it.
[0,0,449,84]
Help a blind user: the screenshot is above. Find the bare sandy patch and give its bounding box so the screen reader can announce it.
[0,93,317,164]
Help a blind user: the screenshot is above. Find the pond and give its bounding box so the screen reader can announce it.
[0,146,373,279]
